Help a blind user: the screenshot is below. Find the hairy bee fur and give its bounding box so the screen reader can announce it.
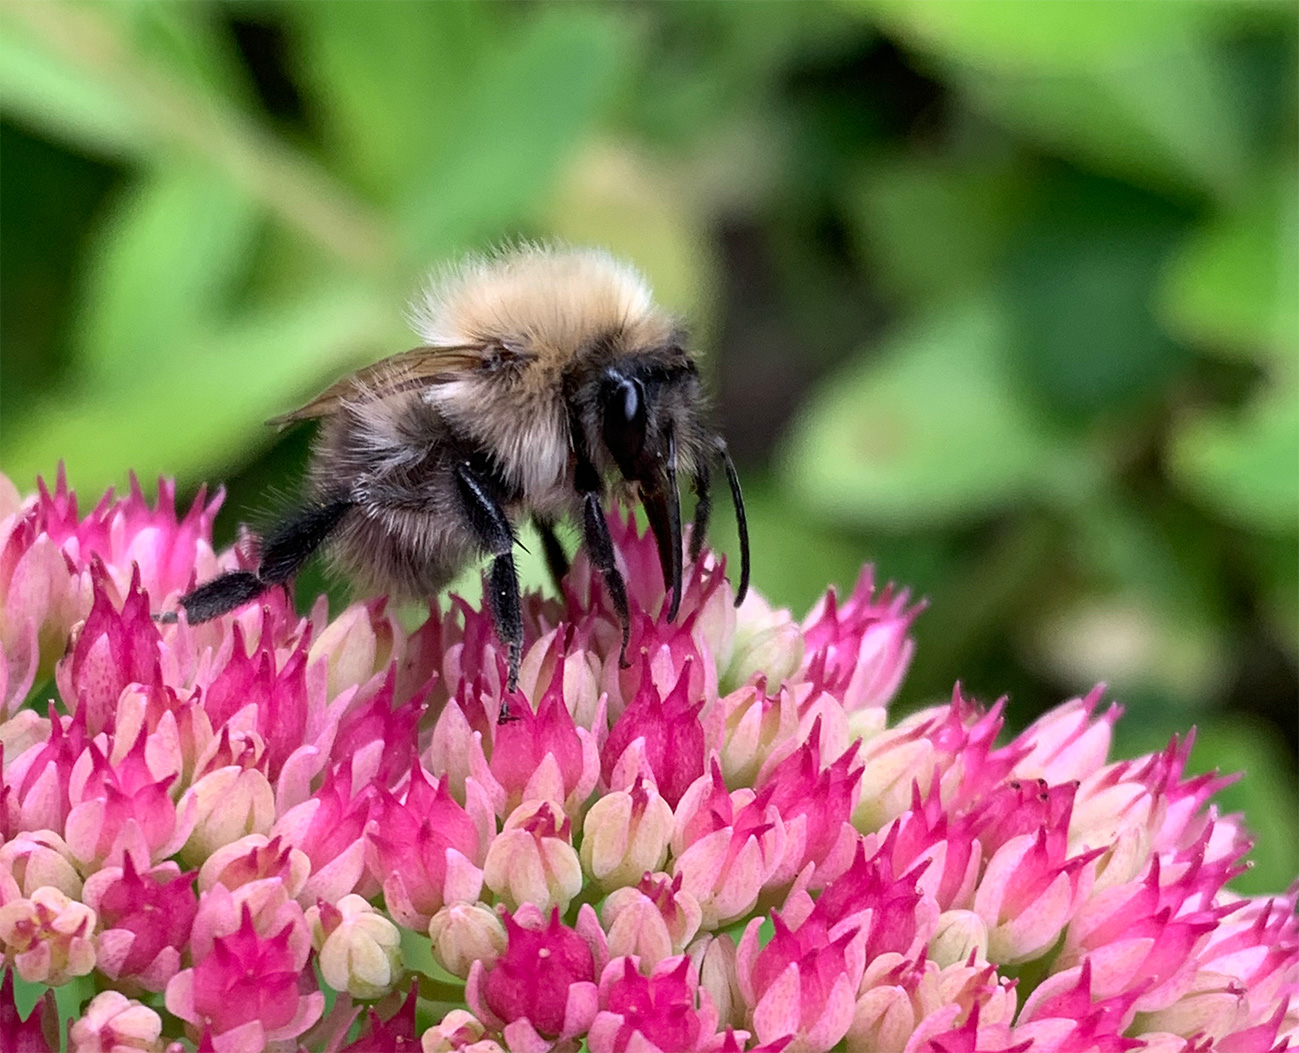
[175,244,749,691]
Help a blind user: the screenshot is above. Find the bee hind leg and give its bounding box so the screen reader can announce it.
[454,464,524,694]
[174,499,353,624]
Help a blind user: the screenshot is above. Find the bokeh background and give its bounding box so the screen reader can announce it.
[2,0,1295,891]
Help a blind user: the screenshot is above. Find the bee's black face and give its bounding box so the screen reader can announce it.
[601,372,648,474]
[576,354,701,620]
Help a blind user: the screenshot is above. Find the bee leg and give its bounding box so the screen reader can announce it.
[535,518,570,593]
[454,464,523,693]
[581,491,632,668]
[714,437,749,605]
[176,499,352,623]
[689,459,711,563]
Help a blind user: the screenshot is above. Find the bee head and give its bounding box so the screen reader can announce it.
[571,342,705,620]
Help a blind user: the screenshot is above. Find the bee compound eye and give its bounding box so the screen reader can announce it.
[619,379,640,423]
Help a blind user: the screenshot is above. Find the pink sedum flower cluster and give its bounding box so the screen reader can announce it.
[1,468,1295,1053]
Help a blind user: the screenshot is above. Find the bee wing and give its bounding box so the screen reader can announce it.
[268,345,485,426]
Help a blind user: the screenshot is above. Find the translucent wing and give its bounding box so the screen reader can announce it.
[268,344,486,426]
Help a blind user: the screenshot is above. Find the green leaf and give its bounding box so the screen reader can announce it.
[1001,172,1195,419]
[77,163,261,380]
[779,298,1099,528]
[1169,374,1299,533]
[0,5,151,158]
[1192,715,1299,896]
[288,1,495,200]
[1159,170,1299,363]
[397,7,623,259]
[846,153,1032,305]
[0,282,389,494]
[856,0,1252,197]
[544,141,715,320]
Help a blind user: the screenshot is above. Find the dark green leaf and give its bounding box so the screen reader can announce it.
[779,298,1098,528]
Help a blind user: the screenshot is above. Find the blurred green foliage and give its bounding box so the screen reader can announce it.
[1,0,1294,891]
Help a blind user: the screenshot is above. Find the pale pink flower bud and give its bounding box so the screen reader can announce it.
[177,766,274,866]
[483,799,582,914]
[687,933,743,1031]
[197,834,309,899]
[849,953,921,1053]
[428,901,508,979]
[929,909,989,968]
[0,885,96,985]
[723,592,804,693]
[602,872,702,966]
[0,829,82,901]
[307,893,402,1000]
[1010,686,1118,783]
[420,1009,507,1053]
[68,991,162,1053]
[308,597,399,699]
[0,708,49,762]
[974,828,1098,965]
[581,776,674,891]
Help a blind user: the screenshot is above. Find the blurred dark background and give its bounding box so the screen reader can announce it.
[1,0,1294,890]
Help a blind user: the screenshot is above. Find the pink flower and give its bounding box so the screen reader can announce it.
[328,669,424,791]
[55,563,162,737]
[63,729,194,871]
[271,764,377,904]
[340,981,421,1051]
[588,956,723,1053]
[489,661,599,813]
[602,659,705,808]
[0,885,97,985]
[0,967,57,1051]
[366,764,485,929]
[165,905,323,1050]
[736,906,865,1052]
[2,469,1295,1053]
[756,716,861,883]
[68,991,163,1053]
[468,906,603,1049]
[81,854,197,991]
[799,567,920,714]
[971,784,1103,964]
[671,760,788,928]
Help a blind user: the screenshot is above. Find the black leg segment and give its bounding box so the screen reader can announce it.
[259,499,354,584]
[535,519,571,592]
[454,463,523,691]
[178,571,265,623]
[582,491,631,667]
[690,459,712,564]
[175,499,353,624]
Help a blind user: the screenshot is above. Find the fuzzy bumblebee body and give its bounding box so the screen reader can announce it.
[176,245,749,690]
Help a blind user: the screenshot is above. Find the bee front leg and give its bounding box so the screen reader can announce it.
[454,464,523,693]
[580,491,632,668]
[689,459,711,564]
[534,518,571,593]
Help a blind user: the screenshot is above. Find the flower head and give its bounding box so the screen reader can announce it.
[0,470,1293,1053]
